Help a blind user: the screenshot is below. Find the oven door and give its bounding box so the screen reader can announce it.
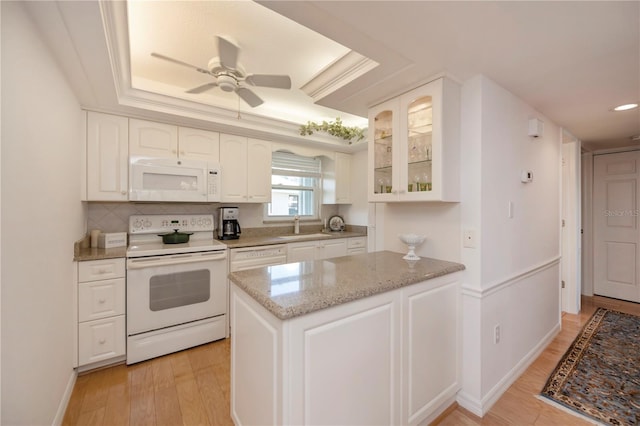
[126,250,227,335]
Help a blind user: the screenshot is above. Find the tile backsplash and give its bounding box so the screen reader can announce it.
[86,202,339,234]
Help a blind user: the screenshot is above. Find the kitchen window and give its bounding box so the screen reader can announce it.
[266,151,321,220]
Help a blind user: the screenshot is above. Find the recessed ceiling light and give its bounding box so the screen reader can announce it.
[613,103,638,111]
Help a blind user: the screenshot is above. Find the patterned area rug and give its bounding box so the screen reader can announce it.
[540,308,640,425]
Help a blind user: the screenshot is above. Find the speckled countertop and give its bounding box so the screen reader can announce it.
[229,251,465,320]
[75,246,128,261]
[73,228,367,261]
[74,236,127,261]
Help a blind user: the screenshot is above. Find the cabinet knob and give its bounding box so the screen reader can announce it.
[98,269,107,274]
[98,299,106,304]
[180,151,185,156]
[172,149,177,154]
[121,190,127,195]
[399,189,406,194]
[98,339,106,345]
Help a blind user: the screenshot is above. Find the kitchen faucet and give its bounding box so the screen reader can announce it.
[294,215,300,234]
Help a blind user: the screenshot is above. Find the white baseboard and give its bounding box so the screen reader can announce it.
[456,390,483,417]
[457,322,561,417]
[52,369,77,426]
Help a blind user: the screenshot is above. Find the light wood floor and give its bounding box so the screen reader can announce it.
[63,295,640,426]
[63,339,233,426]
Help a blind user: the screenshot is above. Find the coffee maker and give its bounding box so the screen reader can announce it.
[217,207,241,240]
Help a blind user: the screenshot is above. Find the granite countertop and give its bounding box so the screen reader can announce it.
[229,251,465,320]
[74,246,128,261]
[222,230,367,249]
[73,236,127,261]
[73,229,367,261]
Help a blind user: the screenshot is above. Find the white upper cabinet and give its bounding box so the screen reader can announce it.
[129,119,219,163]
[220,134,271,203]
[178,127,220,162]
[129,119,178,159]
[85,111,129,201]
[323,152,352,204]
[368,77,460,202]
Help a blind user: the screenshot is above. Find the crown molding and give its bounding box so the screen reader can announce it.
[301,50,379,101]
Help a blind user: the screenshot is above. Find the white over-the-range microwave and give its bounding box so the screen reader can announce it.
[129,157,221,202]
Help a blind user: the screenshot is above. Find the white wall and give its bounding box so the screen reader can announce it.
[458,76,561,415]
[377,202,461,261]
[1,2,85,424]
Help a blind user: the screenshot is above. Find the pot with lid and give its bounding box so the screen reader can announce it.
[158,229,193,244]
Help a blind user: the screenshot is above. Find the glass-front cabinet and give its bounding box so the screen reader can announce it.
[368,77,460,202]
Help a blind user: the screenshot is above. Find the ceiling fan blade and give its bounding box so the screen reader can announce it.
[245,74,292,89]
[217,36,239,70]
[151,52,211,75]
[186,82,218,94]
[236,87,264,107]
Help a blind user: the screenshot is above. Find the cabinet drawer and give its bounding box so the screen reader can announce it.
[348,237,367,249]
[347,247,366,256]
[79,258,125,282]
[78,278,125,322]
[78,315,126,366]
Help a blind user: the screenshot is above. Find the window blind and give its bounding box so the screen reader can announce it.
[272,151,321,177]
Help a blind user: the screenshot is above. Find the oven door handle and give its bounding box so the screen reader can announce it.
[127,251,227,269]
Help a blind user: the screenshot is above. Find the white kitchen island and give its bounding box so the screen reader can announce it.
[229,251,465,426]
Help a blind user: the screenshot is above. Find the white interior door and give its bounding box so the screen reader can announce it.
[593,150,640,302]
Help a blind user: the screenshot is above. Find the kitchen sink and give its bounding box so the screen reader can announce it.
[276,233,333,240]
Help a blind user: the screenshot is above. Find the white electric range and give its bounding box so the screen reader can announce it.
[126,214,228,364]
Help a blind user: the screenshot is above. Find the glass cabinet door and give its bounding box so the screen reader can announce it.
[373,109,394,195]
[406,96,433,194]
[368,77,459,203]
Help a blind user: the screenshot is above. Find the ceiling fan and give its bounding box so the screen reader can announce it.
[151,36,292,108]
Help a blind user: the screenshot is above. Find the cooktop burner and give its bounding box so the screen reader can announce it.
[127,214,227,258]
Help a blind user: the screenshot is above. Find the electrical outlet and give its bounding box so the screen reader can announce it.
[494,324,501,344]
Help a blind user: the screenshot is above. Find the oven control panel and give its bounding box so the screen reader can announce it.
[129,214,214,234]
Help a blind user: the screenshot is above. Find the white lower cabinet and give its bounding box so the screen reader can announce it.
[231,272,460,425]
[347,236,367,255]
[286,241,317,263]
[287,237,358,263]
[77,258,126,370]
[78,316,126,366]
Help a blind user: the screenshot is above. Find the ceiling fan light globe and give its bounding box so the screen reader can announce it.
[217,75,236,92]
